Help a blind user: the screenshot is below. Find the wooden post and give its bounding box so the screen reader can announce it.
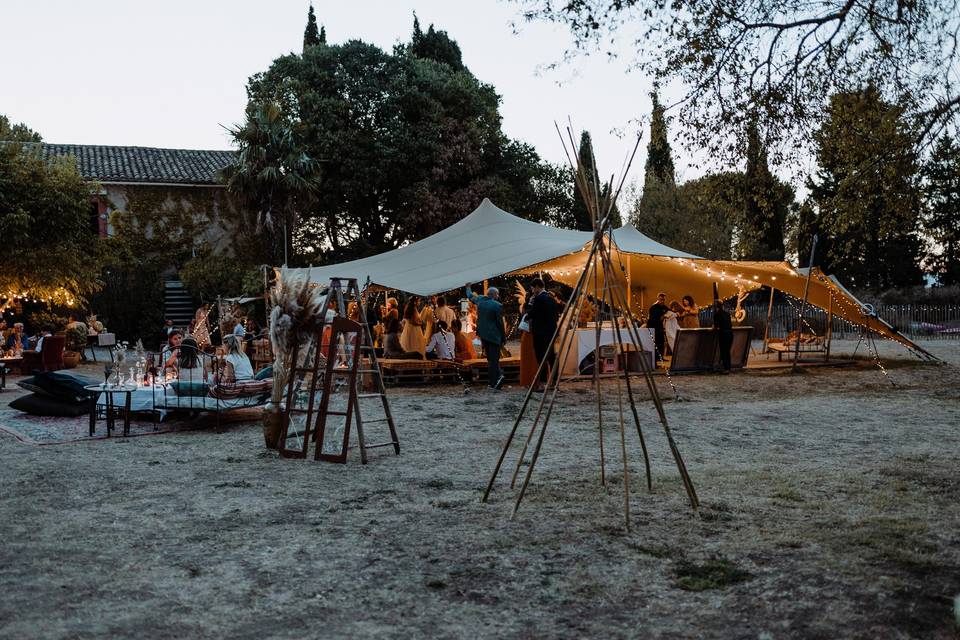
[792,235,818,374]
[825,293,834,362]
[762,286,776,354]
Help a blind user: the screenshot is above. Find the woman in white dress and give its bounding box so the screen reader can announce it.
[663,300,683,355]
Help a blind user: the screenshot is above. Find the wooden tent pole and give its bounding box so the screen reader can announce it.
[792,235,818,374]
[762,286,775,354]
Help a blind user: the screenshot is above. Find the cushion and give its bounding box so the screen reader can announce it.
[209,379,272,400]
[170,381,209,397]
[17,377,51,397]
[254,366,273,380]
[30,371,98,404]
[9,393,90,417]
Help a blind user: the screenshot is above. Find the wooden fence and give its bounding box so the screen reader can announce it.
[701,303,960,341]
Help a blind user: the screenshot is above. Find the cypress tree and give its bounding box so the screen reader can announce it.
[632,92,681,244]
[303,4,320,52]
[740,119,788,260]
[319,25,326,44]
[923,134,960,286]
[570,131,621,230]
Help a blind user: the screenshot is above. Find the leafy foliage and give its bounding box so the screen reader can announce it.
[804,86,925,289]
[922,134,960,286]
[0,140,103,304]
[0,115,41,142]
[179,247,262,302]
[516,0,960,161]
[409,15,464,71]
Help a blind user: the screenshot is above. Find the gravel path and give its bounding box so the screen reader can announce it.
[1,340,958,639]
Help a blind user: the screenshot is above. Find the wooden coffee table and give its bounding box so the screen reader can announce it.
[85,384,137,437]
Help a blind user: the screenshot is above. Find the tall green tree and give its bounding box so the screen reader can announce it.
[631,93,681,245]
[805,86,924,289]
[738,119,791,260]
[674,173,740,259]
[923,134,960,286]
[225,101,321,266]
[0,137,102,305]
[303,4,320,52]
[242,25,558,263]
[409,14,464,70]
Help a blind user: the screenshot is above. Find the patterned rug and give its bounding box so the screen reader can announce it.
[0,385,259,446]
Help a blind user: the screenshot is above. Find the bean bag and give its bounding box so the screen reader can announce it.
[9,393,90,417]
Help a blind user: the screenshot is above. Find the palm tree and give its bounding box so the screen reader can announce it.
[224,102,321,266]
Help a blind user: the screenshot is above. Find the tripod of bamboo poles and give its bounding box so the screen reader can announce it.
[481,123,699,531]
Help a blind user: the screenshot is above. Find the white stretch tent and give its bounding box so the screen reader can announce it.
[293,198,692,294]
[286,199,934,358]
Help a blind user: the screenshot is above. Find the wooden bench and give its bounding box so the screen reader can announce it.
[768,336,826,361]
[378,358,462,386]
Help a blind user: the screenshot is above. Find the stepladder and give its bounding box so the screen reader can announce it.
[276,277,400,463]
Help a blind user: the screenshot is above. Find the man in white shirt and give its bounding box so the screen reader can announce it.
[435,296,457,328]
[425,321,455,360]
[233,318,246,338]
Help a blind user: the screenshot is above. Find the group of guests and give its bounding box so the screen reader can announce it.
[647,292,735,372]
[378,295,478,363]
[1,314,103,358]
[160,329,255,384]
[646,293,701,358]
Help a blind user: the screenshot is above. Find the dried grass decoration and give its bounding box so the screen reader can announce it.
[267,268,326,407]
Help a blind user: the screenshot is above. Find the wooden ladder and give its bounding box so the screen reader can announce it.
[277,277,399,463]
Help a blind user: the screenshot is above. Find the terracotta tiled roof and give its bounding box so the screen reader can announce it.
[38,143,236,185]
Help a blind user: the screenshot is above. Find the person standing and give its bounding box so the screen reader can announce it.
[525,278,561,392]
[435,296,457,328]
[664,301,682,355]
[466,284,506,390]
[647,292,670,363]
[680,295,700,328]
[713,300,734,373]
[399,297,428,356]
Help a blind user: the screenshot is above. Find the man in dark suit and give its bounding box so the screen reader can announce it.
[466,284,506,390]
[647,292,669,363]
[713,299,734,373]
[525,278,561,391]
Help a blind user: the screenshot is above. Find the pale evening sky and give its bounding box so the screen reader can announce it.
[1,0,718,197]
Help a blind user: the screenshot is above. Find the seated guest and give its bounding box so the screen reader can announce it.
[382,318,423,360]
[4,322,28,353]
[680,295,700,328]
[451,318,476,361]
[221,334,254,382]
[33,325,54,352]
[425,321,455,360]
[175,336,208,382]
[162,330,184,371]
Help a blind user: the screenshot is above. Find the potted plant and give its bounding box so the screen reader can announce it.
[63,325,88,368]
[262,268,325,449]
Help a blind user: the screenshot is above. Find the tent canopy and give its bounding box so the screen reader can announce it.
[284,199,933,358]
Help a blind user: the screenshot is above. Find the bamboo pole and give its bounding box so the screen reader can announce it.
[481,241,600,503]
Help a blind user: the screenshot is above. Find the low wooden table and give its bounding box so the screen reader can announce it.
[0,357,23,387]
[85,384,137,437]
